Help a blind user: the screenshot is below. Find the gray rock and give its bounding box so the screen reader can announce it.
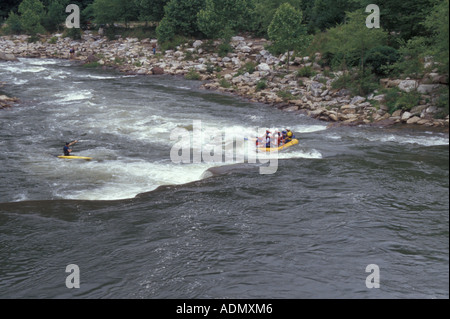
[0,52,19,62]
[417,84,440,94]
[309,81,324,97]
[257,63,270,72]
[350,96,366,105]
[398,80,418,92]
[401,111,412,121]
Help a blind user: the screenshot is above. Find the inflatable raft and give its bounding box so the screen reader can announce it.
[257,139,299,152]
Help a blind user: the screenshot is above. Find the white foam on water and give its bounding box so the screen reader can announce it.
[86,75,120,80]
[63,160,213,201]
[27,59,57,66]
[359,133,449,147]
[54,90,92,103]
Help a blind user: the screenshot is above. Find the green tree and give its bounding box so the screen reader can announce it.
[42,0,69,32]
[251,0,304,36]
[138,0,169,24]
[4,11,23,34]
[91,0,138,27]
[18,0,46,35]
[323,10,388,71]
[423,0,449,74]
[156,0,205,42]
[309,0,359,32]
[267,3,310,72]
[197,0,253,39]
[359,0,434,41]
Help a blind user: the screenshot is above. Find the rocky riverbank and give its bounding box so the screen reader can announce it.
[1,31,448,128]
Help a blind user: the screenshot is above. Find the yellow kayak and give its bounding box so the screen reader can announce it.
[257,139,299,152]
[58,155,93,160]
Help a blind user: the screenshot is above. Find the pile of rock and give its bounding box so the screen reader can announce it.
[1,31,448,127]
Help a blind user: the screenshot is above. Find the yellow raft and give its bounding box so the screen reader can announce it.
[58,156,93,160]
[257,139,299,152]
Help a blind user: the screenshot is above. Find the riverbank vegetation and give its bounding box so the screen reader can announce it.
[1,0,448,119]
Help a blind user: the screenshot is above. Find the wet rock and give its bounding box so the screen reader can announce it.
[401,112,412,121]
[406,116,421,124]
[0,52,19,62]
[151,67,164,75]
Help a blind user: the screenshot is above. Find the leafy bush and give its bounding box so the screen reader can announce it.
[185,68,201,80]
[63,27,82,40]
[4,12,23,34]
[218,42,233,57]
[219,78,232,88]
[382,88,421,114]
[364,46,401,76]
[277,90,295,101]
[236,62,257,76]
[434,87,449,119]
[256,80,267,91]
[332,70,379,96]
[297,66,316,78]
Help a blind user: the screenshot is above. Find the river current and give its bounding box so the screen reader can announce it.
[0,58,448,298]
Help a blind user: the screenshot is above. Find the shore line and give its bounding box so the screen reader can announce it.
[1,32,448,130]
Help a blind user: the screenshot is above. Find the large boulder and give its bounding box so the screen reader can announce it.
[256,63,270,72]
[151,67,164,75]
[0,52,19,62]
[398,80,418,92]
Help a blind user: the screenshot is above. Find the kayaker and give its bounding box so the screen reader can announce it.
[63,140,78,156]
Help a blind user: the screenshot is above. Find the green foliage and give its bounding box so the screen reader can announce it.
[197,0,253,39]
[218,42,233,57]
[267,3,310,71]
[18,0,45,35]
[359,0,435,41]
[277,90,295,101]
[382,87,421,114]
[434,87,449,119]
[91,0,138,27]
[156,17,176,43]
[296,65,316,78]
[138,0,169,23]
[309,0,359,32]
[332,70,379,96]
[389,37,427,78]
[157,0,205,43]
[251,0,305,37]
[4,11,23,34]
[159,35,190,52]
[63,27,82,39]
[219,78,232,88]
[256,80,267,91]
[42,0,68,32]
[185,68,202,80]
[364,46,401,76]
[320,10,388,72]
[423,0,449,75]
[236,62,257,76]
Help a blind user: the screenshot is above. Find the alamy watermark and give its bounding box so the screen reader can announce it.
[65,264,80,289]
[170,120,279,175]
[366,4,380,29]
[65,4,80,29]
[365,264,380,289]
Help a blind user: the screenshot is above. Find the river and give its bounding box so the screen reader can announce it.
[0,58,448,299]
